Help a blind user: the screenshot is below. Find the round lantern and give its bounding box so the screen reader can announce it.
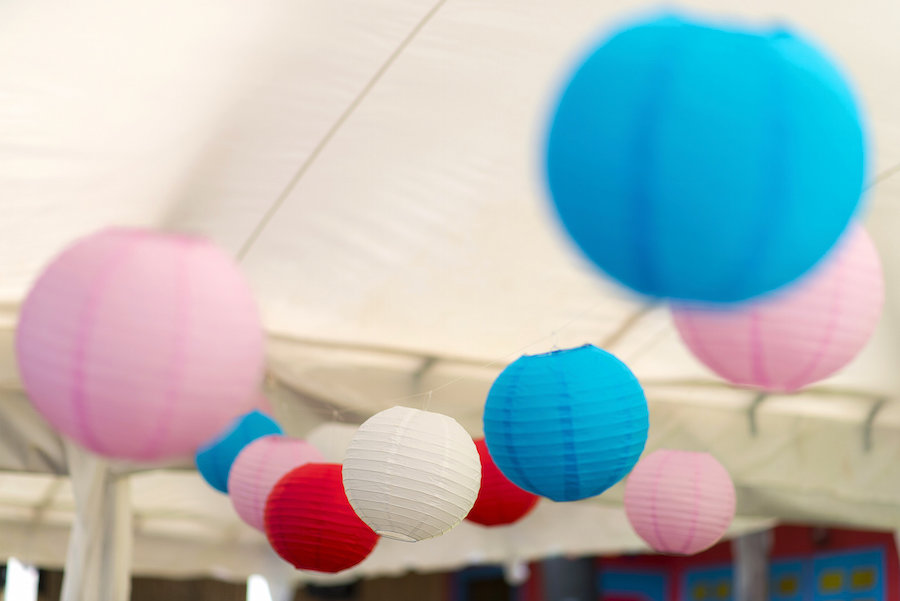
[483,345,647,502]
[624,449,736,555]
[672,226,883,392]
[545,14,866,303]
[466,438,539,527]
[15,228,265,461]
[228,435,324,531]
[342,406,481,542]
[195,410,283,493]
[265,463,378,573]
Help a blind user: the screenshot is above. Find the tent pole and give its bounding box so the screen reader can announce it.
[732,530,772,601]
[60,442,132,601]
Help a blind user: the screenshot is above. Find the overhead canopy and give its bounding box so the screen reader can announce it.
[1,0,900,587]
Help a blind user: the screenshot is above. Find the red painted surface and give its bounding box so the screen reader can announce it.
[520,560,544,601]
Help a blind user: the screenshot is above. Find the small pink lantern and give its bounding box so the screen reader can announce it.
[228,435,324,531]
[15,228,265,461]
[672,226,883,392]
[624,449,735,555]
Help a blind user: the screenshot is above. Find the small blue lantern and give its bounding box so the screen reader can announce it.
[195,410,282,493]
[545,14,867,303]
[483,345,648,502]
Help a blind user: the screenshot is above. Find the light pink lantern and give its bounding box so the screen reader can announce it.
[15,228,264,461]
[672,226,883,392]
[624,449,735,556]
[228,435,324,531]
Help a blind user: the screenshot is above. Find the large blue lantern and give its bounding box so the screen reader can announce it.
[545,14,867,303]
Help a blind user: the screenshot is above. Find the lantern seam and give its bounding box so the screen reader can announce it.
[678,452,703,554]
[783,243,847,391]
[139,237,191,459]
[649,450,674,552]
[69,232,141,455]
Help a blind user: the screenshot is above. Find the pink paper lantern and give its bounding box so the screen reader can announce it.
[228,435,324,531]
[624,449,735,555]
[15,228,265,461]
[672,226,883,392]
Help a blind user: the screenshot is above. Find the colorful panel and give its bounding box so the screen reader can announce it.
[812,548,884,601]
[770,559,806,601]
[682,565,734,601]
[599,569,668,601]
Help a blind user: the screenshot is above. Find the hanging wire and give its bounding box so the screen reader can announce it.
[865,160,900,191]
[234,0,450,263]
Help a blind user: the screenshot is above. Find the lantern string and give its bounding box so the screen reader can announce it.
[866,160,900,190]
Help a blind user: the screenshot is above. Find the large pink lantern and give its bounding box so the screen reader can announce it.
[624,449,735,556]
[15,228,265,461]
[228,435,324,531]
[672,226,883,392]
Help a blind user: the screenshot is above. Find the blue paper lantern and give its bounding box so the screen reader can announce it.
[195,410,282,493]
[483,345,648,502]
[545,14,867,303]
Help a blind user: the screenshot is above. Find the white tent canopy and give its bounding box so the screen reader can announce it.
[1,0,900,597]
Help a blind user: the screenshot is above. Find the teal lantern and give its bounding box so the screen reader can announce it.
[483,345,648,502]
[195,410,282,493]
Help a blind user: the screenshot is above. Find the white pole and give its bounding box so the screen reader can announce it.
[60,442,132,601]
[733,530,773,601]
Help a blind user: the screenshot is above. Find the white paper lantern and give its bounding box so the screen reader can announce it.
[342,406,481,542]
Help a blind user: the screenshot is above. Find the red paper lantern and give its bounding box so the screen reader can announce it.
[264,463,377,573]
[466,438,538,527]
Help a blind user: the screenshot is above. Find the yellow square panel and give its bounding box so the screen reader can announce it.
[851,568,876,591]
[777,576,799,596]
[693,584,708,601]
[820,570,844,593]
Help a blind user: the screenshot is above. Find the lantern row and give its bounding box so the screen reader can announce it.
[11,7,881,577]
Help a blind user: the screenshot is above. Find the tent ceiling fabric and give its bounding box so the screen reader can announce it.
[1,0,900,583]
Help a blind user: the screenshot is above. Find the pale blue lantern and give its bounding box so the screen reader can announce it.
[195,410,282,493]
[483,345,648,502]
[545,14,867,303]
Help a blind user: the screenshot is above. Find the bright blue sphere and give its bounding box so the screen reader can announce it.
[195,410,282,493]
[483,345,648,502]
[545,14,867,303]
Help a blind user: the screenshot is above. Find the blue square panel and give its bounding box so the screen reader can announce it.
[770,559,806,601]
[599,569,668,601]
[812,549,885,601]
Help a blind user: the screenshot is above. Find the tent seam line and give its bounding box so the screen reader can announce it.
[234,0,452,262]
